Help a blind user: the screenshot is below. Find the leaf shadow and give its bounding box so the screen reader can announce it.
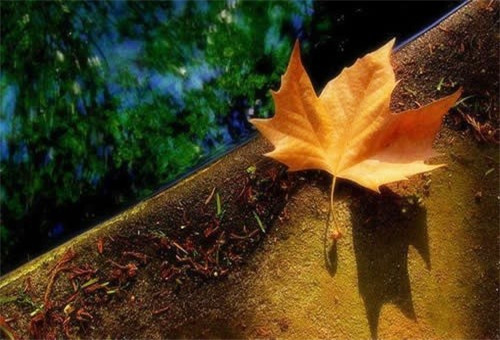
[325,236,338,276]
[350,188,431,339]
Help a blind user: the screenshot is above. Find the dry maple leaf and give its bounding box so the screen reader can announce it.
[250,39,461,239]
[251,39,461,191]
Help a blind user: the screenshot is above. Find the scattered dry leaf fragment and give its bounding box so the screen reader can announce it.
[97,237,104,254]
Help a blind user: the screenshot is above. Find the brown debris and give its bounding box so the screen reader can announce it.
[459,110,499,144]
[0,315,19,340]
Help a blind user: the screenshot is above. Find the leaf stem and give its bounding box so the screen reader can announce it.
[330,176,336,217]
[329,176,342,239]
[324,175,342,268]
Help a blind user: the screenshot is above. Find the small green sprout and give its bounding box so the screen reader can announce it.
[253,211,265,233]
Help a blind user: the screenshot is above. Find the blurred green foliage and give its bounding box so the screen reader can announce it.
[0,0,311,268]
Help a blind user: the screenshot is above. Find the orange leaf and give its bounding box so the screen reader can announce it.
[250,40,461,192]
